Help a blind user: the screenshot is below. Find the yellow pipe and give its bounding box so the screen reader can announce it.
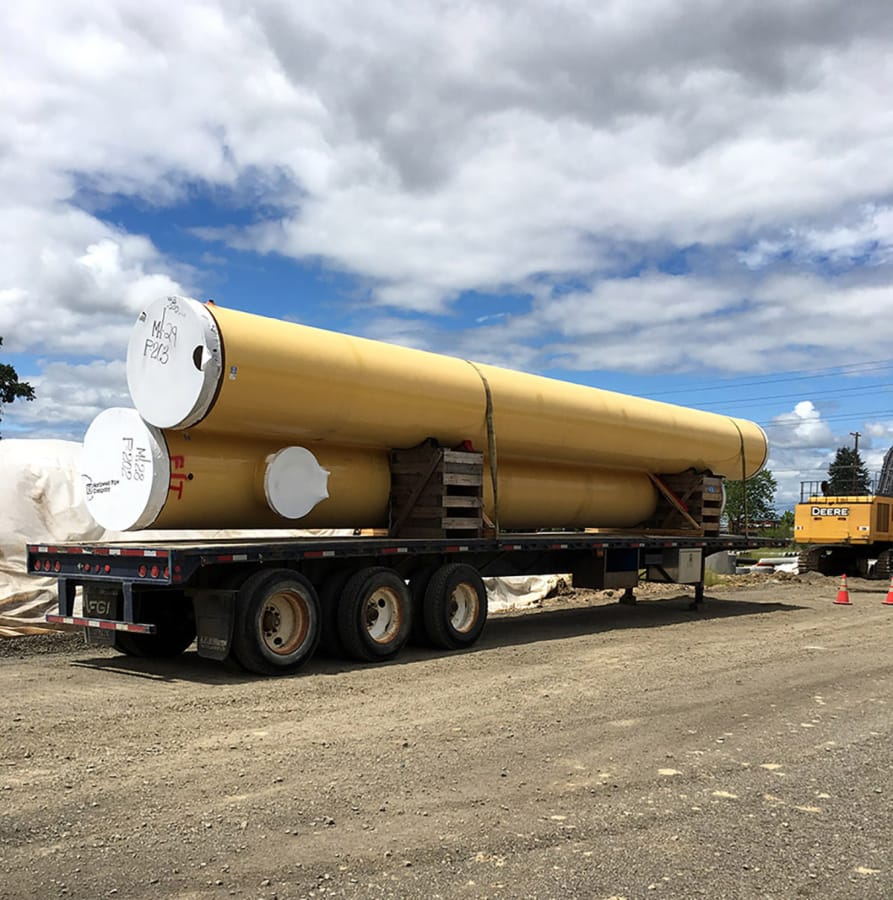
[81,410,658,531]
[484,459,656,530]
[126,297,767,480]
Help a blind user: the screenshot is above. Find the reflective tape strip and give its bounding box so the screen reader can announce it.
[46,615,156,634]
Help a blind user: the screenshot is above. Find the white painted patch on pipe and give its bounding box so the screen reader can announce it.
[264,446,331,519]
[126,295,222,429]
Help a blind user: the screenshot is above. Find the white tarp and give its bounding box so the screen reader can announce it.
[484,575,567,611]
[0,440,100,626]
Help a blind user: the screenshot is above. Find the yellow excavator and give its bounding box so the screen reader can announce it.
[794,448,893,578]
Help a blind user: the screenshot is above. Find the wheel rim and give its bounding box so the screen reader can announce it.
[261,589,311,656]
[448,582,479,634]
[363,586,402,644]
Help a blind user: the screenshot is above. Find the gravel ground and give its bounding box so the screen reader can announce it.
[1,574,892,899]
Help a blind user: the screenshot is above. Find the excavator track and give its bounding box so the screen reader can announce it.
[797,544,878,578]
[875,549,893,580]
[797,546,823,575]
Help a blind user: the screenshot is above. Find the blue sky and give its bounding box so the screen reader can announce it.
[3,0,893,510]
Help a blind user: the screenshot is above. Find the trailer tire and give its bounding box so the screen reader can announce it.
[232,569,320,676]
[318,570,351,657]
[337,567,411,662]
[113,591,196,658]
[408,565,439,646]
[422,563,487,650]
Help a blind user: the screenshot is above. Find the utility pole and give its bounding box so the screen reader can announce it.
[850,431,861,494]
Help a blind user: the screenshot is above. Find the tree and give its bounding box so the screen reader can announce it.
[0,336,35,436]
[724,469,777,534]
[826,446,871,495]
[762,509,795,542]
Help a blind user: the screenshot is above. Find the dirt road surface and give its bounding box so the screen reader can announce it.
[2,575,892,900]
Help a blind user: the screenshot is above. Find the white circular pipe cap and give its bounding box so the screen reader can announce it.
[81,408,171,531]
[264,447,331,519]
[126,295,223,429]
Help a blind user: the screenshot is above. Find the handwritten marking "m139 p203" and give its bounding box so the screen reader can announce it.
[142,307,179,366]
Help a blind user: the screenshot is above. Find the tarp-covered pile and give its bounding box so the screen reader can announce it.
[0,440,99,632]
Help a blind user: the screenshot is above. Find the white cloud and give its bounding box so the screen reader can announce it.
[422,271,893,376]
[0,205,187,357]
[761,402,893,509]
[4,0,893,332]
[2,0,893,477]
[741,205,893,270]
[766,401,835,449]
[2,360,129,440]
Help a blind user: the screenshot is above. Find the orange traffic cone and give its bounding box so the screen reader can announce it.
[834,574,852,605]
[884,577,893,606]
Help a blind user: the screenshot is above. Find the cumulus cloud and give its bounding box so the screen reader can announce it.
[409,270,892,377]
[761,402,893,509]
[0,205,188,357]
[766,401,835,449]
[740,205,893,269]
[2,360,130,440]
[2,0,893,464]
[5,2,893,325]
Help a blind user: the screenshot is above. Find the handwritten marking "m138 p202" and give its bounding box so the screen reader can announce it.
[812,506,850,517]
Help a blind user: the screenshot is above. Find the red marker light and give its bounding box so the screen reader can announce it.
[54,561,61,573]
[104,564,111,574]
[138,564,147,577]
[150,565,159,578]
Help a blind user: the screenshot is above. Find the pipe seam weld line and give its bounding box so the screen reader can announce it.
[466,360,500,536]
[729,417,749,537]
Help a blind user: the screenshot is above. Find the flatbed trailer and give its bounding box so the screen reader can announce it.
[30,531,762,676]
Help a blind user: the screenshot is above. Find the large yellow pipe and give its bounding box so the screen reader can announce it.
[126,297,767,479]
[81,409,658,531]
[484,458,657,530]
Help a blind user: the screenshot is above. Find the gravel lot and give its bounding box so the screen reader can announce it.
[2,574,892,899]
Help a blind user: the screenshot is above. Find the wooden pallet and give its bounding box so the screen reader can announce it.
[643,471,724,536]
[389,444,484,538]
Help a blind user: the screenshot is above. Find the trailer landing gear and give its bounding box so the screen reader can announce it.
[689,582,705,611]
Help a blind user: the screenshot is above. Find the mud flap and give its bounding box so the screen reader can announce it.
[190,589,237,660]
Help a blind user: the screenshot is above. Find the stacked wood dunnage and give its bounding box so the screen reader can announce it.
[389,445,485,539]
[79,296,768,534]
[645,472,726,536]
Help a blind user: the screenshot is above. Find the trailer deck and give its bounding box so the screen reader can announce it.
[29,531,767,675]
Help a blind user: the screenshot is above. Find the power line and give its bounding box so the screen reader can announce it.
[759,408,893,429]
[645,358,893,398]
[764,416,888,430]
[693,381,893,410]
